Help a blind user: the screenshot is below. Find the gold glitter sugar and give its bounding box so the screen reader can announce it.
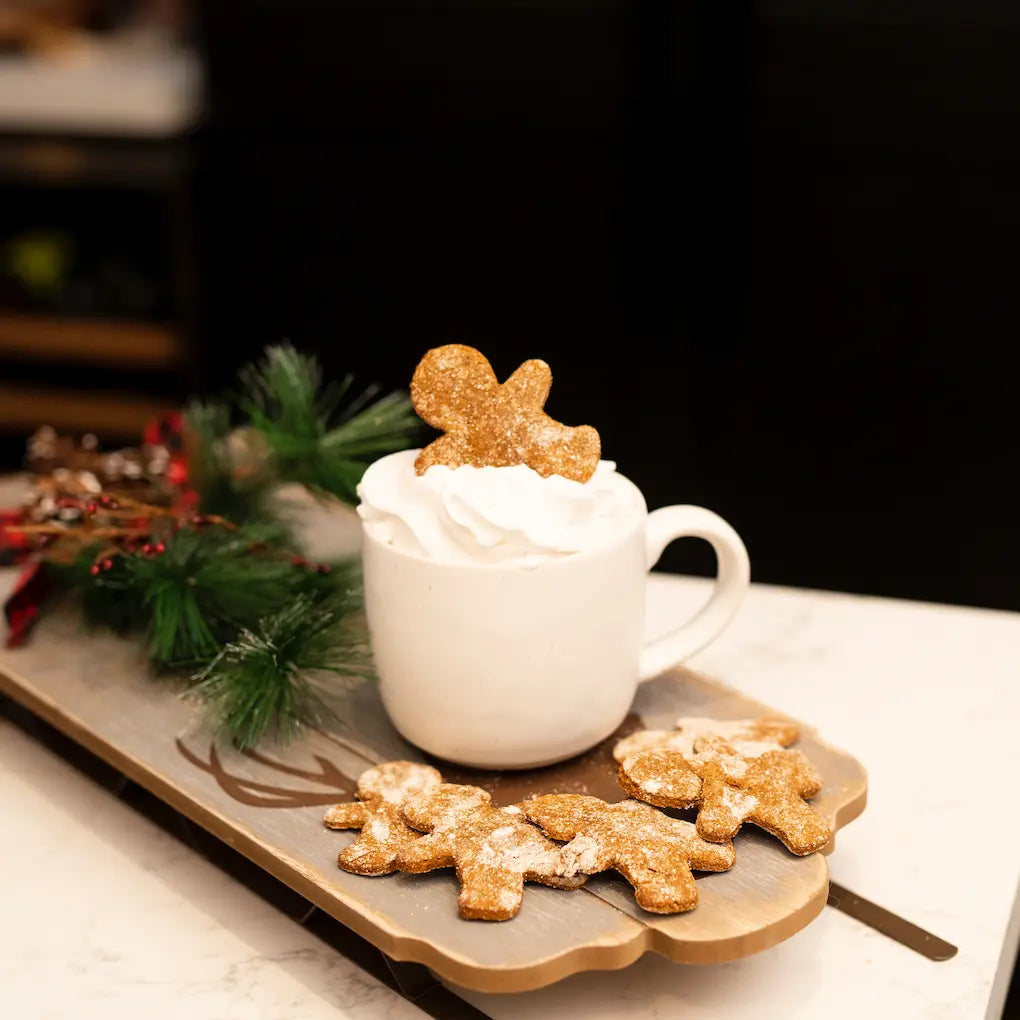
[409,344,601,483]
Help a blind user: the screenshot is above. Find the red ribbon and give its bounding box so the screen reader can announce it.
[3,559,50,648]
[0,509,31,567]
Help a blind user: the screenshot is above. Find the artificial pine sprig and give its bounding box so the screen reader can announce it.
[184,399,280,527]
[52,517,363,745]
[193,591,369,749]
[12,342,414,748]
[237,344,420,502]
[87,523,339,667]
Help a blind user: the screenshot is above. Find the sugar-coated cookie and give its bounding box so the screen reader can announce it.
[618,737,831,856]
[324,761,443,875]
[410,344,601,483]
[613,715,799,763]
[396,783,586,921]
[524,794,735,913]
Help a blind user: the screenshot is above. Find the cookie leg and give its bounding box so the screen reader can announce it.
[773,749,823,797]
[338,836,398,876]
[617,859,699,914]
[751,798,832,855]
[687,839,737,873]
[695,774,756,843]
[456,863,525,921]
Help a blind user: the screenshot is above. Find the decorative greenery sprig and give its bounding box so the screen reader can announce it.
[13,344,417,749]
[183,398,276,527]
[72,523,328,665]
[235,344,420,503]
[193,589,370,748]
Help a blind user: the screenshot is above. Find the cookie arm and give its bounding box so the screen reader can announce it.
[501,359,551,409]
[749,796,832,856]
[456,862,525,921]
[685,838,737,873]
[521,795,587,842]
[394,830,457,873]
[414,434,474,475]
[324,802,368,830]
[338,833,401,876]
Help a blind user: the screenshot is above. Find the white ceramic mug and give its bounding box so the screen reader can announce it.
[362,486,749,769]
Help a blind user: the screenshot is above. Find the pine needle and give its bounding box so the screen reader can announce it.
[192,593,370,748]
[113,523,339,668]
[50,343,407,747]
[237,344,420,503]
[184,399,280,527]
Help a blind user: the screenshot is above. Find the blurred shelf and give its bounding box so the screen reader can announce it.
[0,314,181,369]
[0,43,202,138]
[0,383,171,438]
[0,135,191,189]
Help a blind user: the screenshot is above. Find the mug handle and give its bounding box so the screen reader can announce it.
[638,506,750,682]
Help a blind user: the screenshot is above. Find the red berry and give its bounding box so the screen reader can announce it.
[101,558,114,571]
[89,563,101,576]
[142,543,153,555]
[86,502,98,514]
[154,542,166,554]
[292,556,306,567]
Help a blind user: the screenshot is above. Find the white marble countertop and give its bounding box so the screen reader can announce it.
[2,573,1019,1019]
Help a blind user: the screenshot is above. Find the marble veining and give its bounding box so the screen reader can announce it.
[0,717,425,1020]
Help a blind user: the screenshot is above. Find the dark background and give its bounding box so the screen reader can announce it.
[2,2,1016,610]
[195,1,1018,610]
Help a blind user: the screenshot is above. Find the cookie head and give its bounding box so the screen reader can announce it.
[612,729,680,763]
[617,749,703,807]
[401,782,491,831]
[356,761,443,806]
[613,716,801,763]
[410,344,500,432]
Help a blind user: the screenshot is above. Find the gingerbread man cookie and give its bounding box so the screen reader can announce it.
[324,761,443,876]
[618,738,831,856]
[396,783,586,921]
[612,716,800,763]
[410,344,601,483]
[523,794,735,914]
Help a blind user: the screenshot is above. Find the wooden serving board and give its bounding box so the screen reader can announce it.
[0,591,867,993]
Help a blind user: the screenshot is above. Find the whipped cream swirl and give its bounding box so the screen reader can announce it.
[357,450,645,568]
